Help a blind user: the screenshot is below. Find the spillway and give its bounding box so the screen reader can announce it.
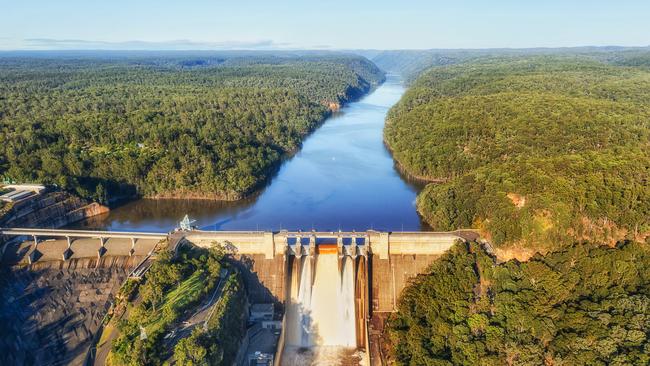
[283,249,364,364]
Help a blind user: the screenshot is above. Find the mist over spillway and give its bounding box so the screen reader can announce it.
[284,254,359,363]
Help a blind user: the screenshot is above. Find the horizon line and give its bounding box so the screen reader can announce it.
[1,45,649,53]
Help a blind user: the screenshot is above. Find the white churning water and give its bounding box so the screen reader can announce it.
[283,254,360,364]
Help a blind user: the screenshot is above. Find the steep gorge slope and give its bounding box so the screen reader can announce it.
[387,241,650,365]
[384,56,650,255]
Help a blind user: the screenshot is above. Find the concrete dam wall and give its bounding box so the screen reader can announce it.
[182,231,285,306]
[183,229,465,365]
[183,230,463,311]
[3,228,465,311]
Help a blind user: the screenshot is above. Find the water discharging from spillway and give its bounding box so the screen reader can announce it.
[283,254,361,365]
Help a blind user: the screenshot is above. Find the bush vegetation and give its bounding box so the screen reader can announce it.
[109,244,235,365]
[172,273,247,366]
[0,53,384,203]
[387,241,650,365]
[385,56,650,251]
[0,188,8,212]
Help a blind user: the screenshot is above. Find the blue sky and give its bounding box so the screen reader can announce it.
[1,0,649,50]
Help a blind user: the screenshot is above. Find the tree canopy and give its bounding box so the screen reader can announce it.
[388,241,650,366]
[0,53,384,202]
[384,56,650,251]
[109,244,246,366]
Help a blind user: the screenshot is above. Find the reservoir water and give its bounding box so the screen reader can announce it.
[71,76,428,232]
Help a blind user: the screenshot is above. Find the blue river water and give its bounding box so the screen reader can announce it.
[71,76,430,232]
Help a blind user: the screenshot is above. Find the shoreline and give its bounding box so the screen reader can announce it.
[104,78,387,207]
[381,136,450,185]
[66,75,434,233]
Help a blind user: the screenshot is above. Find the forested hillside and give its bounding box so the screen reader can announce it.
[371,50,467,81]
[0,53,384,202]
[384,56,650,254]
[387,241,650,365]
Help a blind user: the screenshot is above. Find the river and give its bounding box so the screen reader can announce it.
[70,76,429,232]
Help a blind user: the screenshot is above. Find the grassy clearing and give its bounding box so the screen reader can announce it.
[146,270,207,334]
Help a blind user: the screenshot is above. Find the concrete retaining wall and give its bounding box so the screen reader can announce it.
[387,232,460,255]
[184,230,462,259]
[184,231,278,259]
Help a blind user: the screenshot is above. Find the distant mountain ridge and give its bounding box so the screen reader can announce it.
[360,46,650,80]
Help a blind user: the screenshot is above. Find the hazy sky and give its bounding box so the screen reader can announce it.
[2,0,649,50]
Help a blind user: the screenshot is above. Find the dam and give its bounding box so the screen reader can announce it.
[0,76,449,364]
[0,71,462,365]
[1,227,471,364]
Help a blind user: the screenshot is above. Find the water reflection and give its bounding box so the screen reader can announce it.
[71,76,431,232]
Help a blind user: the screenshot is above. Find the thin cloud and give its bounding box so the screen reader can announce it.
[22,38,294,50]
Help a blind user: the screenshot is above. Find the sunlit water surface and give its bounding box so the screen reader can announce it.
[71,76,428,232]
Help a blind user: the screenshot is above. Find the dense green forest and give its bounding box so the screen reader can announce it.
[387,241,650,365]
[0,53,384,202]
[384,56,650,252]
[109,244,246,365]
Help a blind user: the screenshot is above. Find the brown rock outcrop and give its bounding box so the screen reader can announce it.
[0,191,109,229]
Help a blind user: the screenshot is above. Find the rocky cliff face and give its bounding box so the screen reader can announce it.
[0,256,143,365]
[0,191,121,365]
[0,190,109,229]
